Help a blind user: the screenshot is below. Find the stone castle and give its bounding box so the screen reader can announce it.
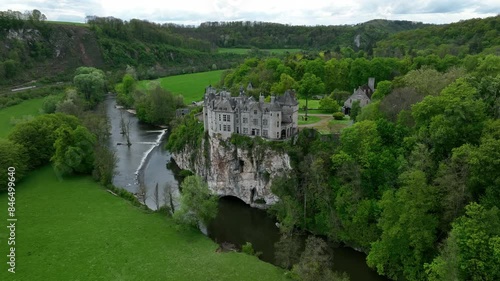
[203,86,299,140]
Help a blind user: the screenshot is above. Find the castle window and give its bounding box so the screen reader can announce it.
[243,128,248,134]
[254,110,257,115]
[243,118,248,123]
[228,125,231,131]
[227,115,230,122]
[223,125,227,131]
[263,130,268,137]
[276,132,280,138]
[219,114,221,121]
[276,121,279,127]
[262,119,268,126]
[253,119,258,126]
[223,115,227,121]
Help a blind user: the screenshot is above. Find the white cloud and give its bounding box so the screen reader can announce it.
[0,0,498,25]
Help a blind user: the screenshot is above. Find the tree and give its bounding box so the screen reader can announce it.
[73,67,106,108]
[173,175,218,227]
[8,114,80,169]
[41,95,61,114]
[271,73,298,94]
[51,125,96,175]
[318,97,340,113]
[425,203,500,281]
[0,140,28,192]
[299,73,324,120]
[349,100,361,121]
[367,170,440,280]
[291,236,349,281]
[370,80,391,101]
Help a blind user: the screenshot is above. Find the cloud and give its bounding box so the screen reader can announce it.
[0,0,497,25]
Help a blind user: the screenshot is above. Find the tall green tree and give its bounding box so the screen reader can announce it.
[299,73,324,120]
[173,175,218,227]
[425,203,500,281]
[73,67,106,108]
[8,114,80,169]
[51,125,96,175]
[367,170,440,280]
[0,140,28,192]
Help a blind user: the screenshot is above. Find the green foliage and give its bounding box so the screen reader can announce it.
[0,140,28,192]
[371,80,391,100]
[166,114,204,153]
[425,203,500,281]
[318,97,340,113]
[241,242,261,257]
[92,145,116,185]
[367,170,440,280]
[115,73,136,108]
[291,236,348,281]
[412,78,486,160]
[8,113,80,168]
[135,86,183,125]
[51,125,96,175]
[41,95,61,113]
[332,112,345,120]
[349,100,361,121]
[73,67,106,108]
[173,175,218,227]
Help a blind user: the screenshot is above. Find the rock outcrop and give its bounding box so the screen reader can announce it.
[172,135,291,208]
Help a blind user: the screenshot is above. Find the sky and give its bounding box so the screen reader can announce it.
[1,0,499,26]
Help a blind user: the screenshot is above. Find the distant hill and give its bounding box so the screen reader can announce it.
[165,19,432,54]
[374,15,500,57]
[1,10,498,86]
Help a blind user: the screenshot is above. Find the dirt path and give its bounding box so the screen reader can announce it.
[298,114,332,128]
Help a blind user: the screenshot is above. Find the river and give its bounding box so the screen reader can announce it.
[105,95,387,281]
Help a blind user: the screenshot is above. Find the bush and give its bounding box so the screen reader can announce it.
[332,112,345,120]
[241,242,262,257]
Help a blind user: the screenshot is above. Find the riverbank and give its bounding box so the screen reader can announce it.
[0,166,287,280]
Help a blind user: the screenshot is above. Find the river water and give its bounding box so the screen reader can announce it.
[105,96,386,281]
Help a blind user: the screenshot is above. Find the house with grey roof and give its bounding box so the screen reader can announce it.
[203,86,299,140]
[343,78,375,115]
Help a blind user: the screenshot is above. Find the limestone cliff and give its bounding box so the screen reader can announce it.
[172,135,291,208]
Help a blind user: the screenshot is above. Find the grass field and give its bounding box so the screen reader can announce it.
[0,167,287,280]
[318,118,352,134]
[298,114,320,125]
[136,70,225,104]
[218,48,302,55]
[298,99,320,110]
[48,21,89,27]
[0,98,45,139]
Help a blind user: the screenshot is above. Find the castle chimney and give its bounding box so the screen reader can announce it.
[368,77,375,92]
[271,96,276,103]
[259,93,264,102]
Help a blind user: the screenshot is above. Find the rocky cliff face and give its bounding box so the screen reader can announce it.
[172,135,291,208]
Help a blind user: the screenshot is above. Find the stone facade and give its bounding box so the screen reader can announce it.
[343,78,375,115]
[203,86,299,140]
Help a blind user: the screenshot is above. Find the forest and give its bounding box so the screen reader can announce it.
[168,41,500,281]
[1,10,499,280]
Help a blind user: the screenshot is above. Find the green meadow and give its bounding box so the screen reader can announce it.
[298,99,320,109]
[136,70,225,104]
[0,98,45,139]
[0,167,287,280]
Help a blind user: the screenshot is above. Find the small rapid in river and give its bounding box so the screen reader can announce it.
[105,95,387,281]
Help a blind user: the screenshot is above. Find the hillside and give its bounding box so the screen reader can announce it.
[374,15,500,57]
[165,19,431,54]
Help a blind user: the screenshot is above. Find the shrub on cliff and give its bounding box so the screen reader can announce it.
[166,114,204,153]
[173,175,218,228]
